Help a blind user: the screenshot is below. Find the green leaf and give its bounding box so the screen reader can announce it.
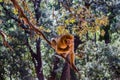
[0,0,3,2]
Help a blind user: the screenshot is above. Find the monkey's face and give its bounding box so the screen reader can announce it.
[66,39,74,48]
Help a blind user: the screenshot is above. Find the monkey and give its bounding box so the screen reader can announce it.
[51,34,74,57]
[51,34,80,76]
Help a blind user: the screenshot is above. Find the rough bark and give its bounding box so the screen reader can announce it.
[35,39,44,80]
[32,0,44,80]
[60,56,70,80]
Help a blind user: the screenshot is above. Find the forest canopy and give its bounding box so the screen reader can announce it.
[0,0,120,80]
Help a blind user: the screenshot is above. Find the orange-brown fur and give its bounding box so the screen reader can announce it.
[51,34,79,75]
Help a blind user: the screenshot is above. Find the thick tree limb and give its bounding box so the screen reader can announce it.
[60,56,71,80]
[35,39,44,80]
[10,0,51,46]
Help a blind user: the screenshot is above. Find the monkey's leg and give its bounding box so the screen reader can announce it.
[69,52,75,65]
[69,52,81,77]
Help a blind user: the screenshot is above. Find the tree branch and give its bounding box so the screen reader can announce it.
[25,38,36,58]
[10,0,51,46]
[0,30,13,51]
[60,55,70,80]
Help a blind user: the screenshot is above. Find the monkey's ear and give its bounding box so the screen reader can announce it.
[51,38,57,48]
[51,38,56,42]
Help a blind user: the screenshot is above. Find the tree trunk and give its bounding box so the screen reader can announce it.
[60,56,70,80]
[32,0,44,80]
[26,38,44,80]
[35,39,44,80]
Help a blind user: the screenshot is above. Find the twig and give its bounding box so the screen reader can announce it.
[0,30,14,51]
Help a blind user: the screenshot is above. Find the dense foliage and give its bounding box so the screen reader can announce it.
[0,0,120,80]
